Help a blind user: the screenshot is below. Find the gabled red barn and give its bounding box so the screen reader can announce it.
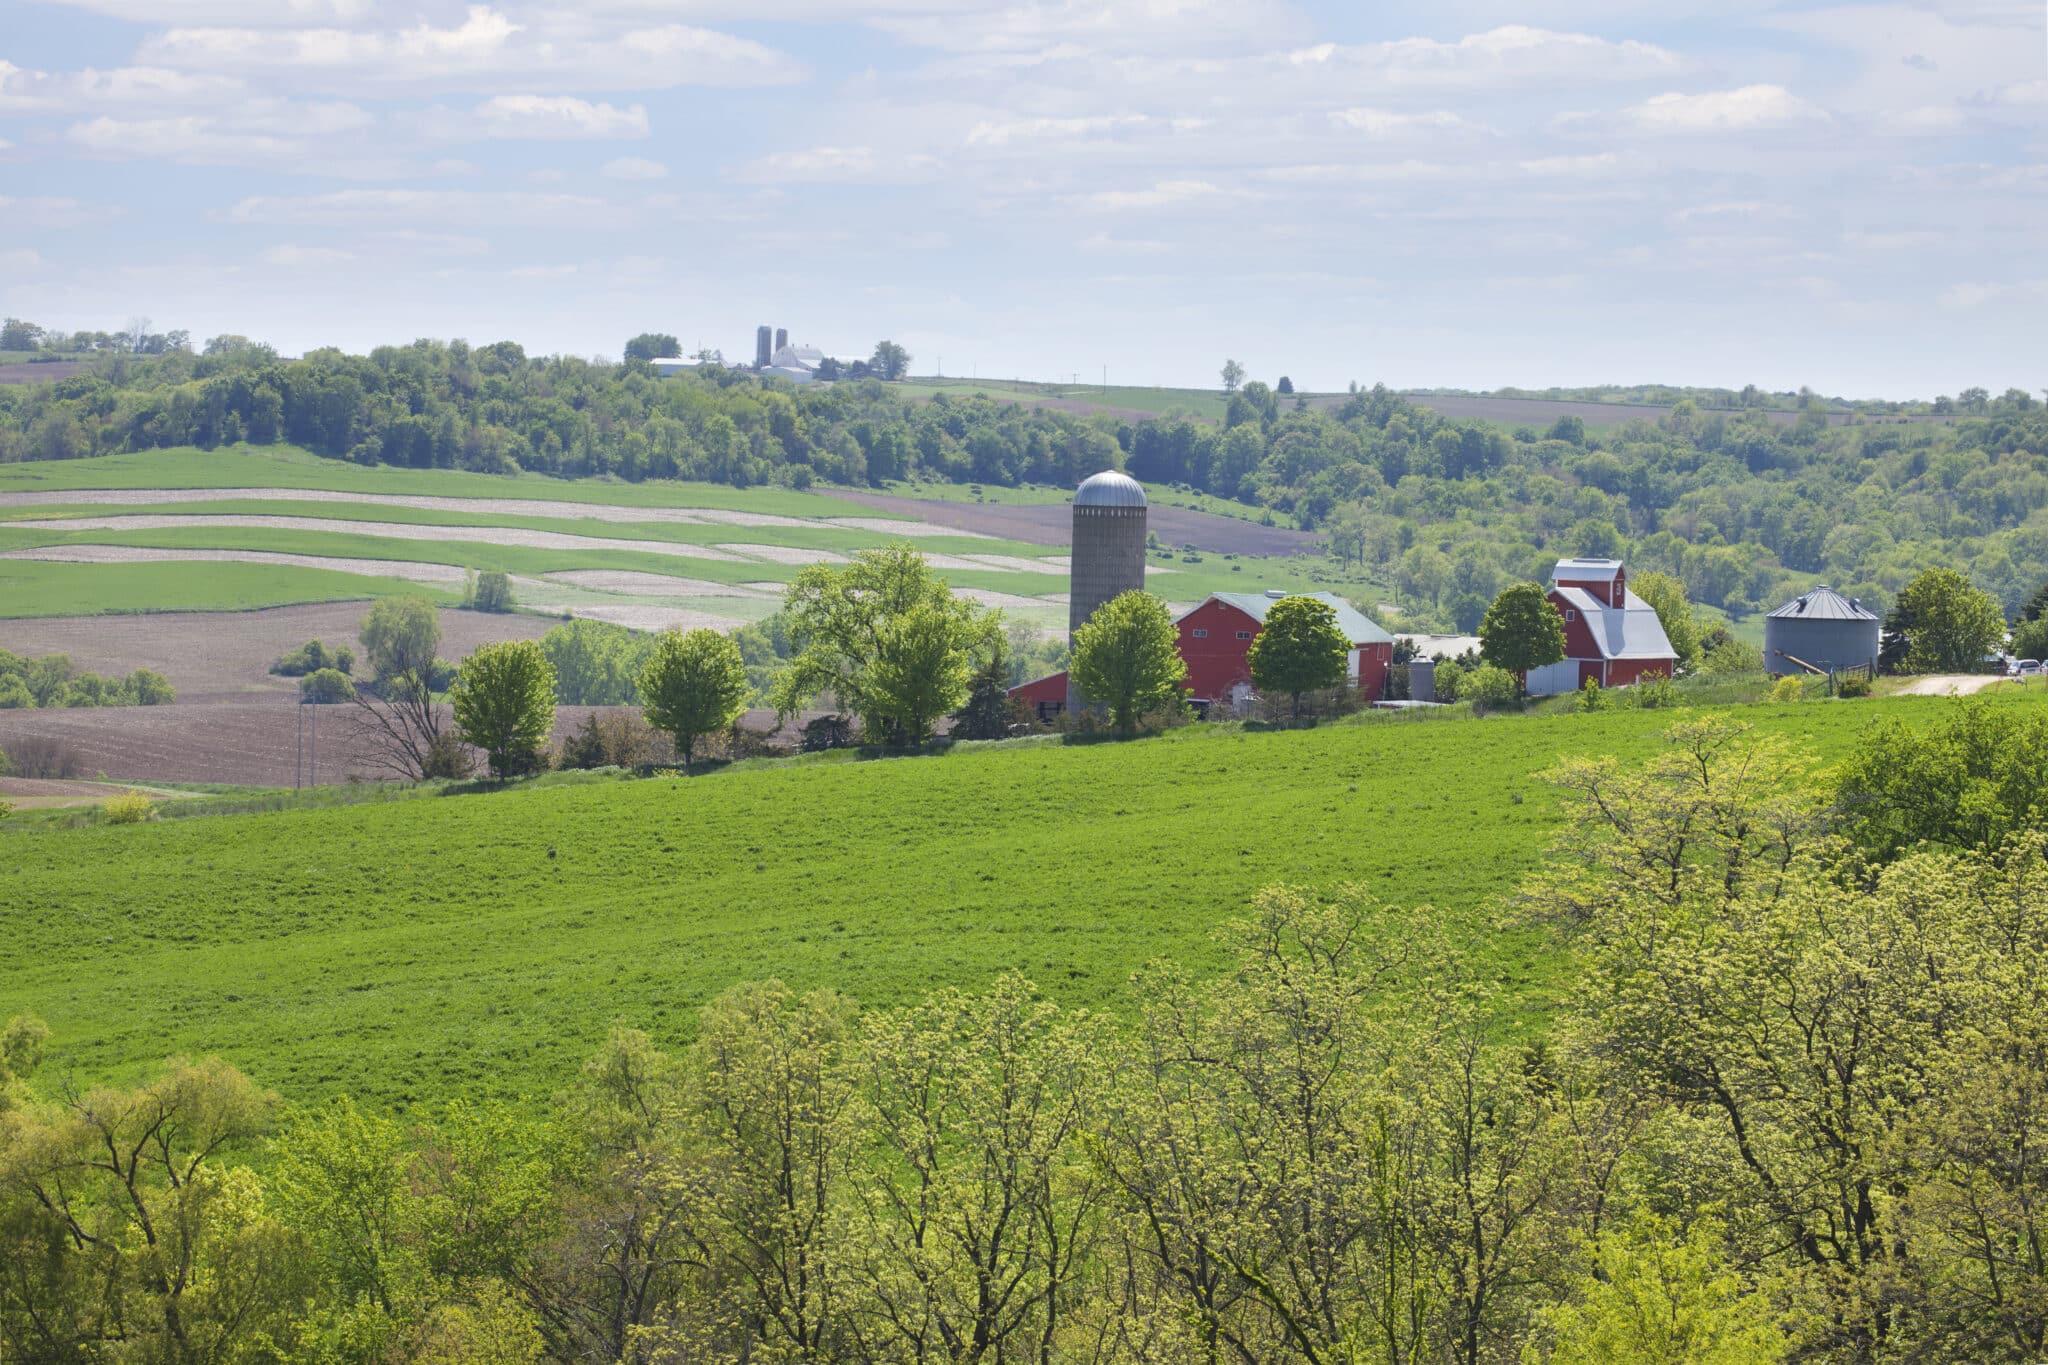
[1524,558,1678,695]
[1012,590,1394,719]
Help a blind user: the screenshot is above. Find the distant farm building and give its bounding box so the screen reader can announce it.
[1014,588,1394,721]
[1524,558,1677,696]
[1764,586,1880,676]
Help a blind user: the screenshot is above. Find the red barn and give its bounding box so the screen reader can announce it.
[1012,590,1394,719]
[1523,558,1677,696]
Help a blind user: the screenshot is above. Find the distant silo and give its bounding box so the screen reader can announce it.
[1067,469,1149,709]
[755,326,773,369]
[775,327,789,353]
[1763,585,1880,676]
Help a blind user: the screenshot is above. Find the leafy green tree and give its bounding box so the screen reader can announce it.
[1630,571,1701,671]
[771,545,997,746]
[1534,1216,1788,1365]
[466,570,514,613]
[2012,613,2048,661]
[24,654,73,707]
[1247,594,1350,718]
[1480,582,1567,692]
[1276,374,1294,395]
[638,628,750,772]
[1070,589,1187,735]
[1463,662,1520,708]
[124,667,175,705]
[299,668,356,703]
[869,340,911,381]
[360,597,442,682]
[623,332,681,362]
[451,640,556,779]
[540,618,650,706]
[0,674,36,709]
[1895,567,2004,672]
[1834,699,2048,859]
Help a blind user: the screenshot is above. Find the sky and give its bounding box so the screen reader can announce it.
[1,0,2042,398]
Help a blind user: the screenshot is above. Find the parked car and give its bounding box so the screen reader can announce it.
[2022,660,2044,678]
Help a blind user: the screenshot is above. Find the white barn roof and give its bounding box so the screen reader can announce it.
[1555,585,1676,660]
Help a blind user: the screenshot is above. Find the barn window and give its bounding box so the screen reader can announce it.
[1564,610,1576,623]
[1191,628,1208,638]
[1236,630,1252,640]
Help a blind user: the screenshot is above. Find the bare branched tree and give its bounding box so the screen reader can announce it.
[345,668,453,780]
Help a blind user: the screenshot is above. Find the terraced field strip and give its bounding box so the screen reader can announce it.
[7,515,755,562]
[0,487,980,538]
[3,544,497,590]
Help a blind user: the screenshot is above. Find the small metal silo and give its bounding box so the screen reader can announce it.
[1763,586,1881,676]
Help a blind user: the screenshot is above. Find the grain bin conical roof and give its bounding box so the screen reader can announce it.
[1766,586,1879,621]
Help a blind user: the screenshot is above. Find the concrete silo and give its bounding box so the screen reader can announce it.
[775,328,789,353]
[755,326,773,369]
[1763,585,1880,676]
[1067,469,1149,709]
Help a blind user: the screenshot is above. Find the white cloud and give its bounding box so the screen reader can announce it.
[139,6,805,93]
[1844,228,1944,250]
[455,94,649,139]
[263,244,354,266]
[39,0,377,21]
[737,145,940,184]
[600,155,667,180]
[0,60,249,112]
[0,248,45,271]
[872,0,1304,55]
[1939,281,1997,309]
[965,114,1145,147]
[64,101,373,163]
[1088,178,1222,209]
[1328,107,1485,136]
[1516,152,1619,177]
[1287,26,1679,91]
[224,188,607,226]
[1626,84,1825,132]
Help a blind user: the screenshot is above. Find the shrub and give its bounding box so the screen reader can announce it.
[1463,664,1519,710]
[1835,672,1872,698]
[0,675,31,709]
[125,668,175,706]
[1575,678,1610,712]
[420,733,476,780]
[1701,638,1764,675]
[1631,675,1680,709]
[1433,660,1466,703]
[801,714,859,752]
[467,570,515,613]
[299,668,357,704]
[273,639,351,677]
[102,790,155,824]
[1770,675,1807,703]
[0,745,11,777]
[558,711,669,770]
[6,735,78,779]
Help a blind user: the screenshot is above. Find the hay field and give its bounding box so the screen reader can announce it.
[4,692,2026,1110]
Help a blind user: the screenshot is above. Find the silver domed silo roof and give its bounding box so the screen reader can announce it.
[1073,469,1147,509]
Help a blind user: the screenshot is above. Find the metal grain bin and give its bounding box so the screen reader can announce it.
[1764,586,1880,676]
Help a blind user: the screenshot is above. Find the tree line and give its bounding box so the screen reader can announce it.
[1,338,2042,629]
[4,703,2047,1362]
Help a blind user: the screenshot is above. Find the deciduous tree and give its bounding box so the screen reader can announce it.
[1894,567,2005,672]
[637,627,749,772]
[1480,582,1567,692]
[451,639,556,779]
[1246,594,1350,718]
[1070,589,1187,735]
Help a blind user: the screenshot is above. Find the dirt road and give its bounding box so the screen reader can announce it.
[1893,674,2012,696]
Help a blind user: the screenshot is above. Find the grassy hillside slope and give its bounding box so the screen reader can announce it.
[7,694,2025,1112]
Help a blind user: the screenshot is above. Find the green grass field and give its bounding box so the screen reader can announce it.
[6,692,2027,1112]
[0,559,459,617]
[897,377,1237,421]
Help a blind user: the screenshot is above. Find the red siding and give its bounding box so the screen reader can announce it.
[1547,586,1675,687]
[1176,599,1261,702]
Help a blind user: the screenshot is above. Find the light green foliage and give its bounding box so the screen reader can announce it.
[1701,637,1764,675]
[1897,567,2005,673]
[102,789,155,824]
[1464,662,1520,708]
[360,595,442,681]
[2012,613,2048,661]
[1630,674,1680,709]
[638,627,749,771]
[1835,671,1872,698]
[1481,582,1567,686]
[24,653,72,707]
[125,667,175,705]
[468,568,515,613]
[1770,674,1807,702]
[1246,594,1350,717]
[1834,697,2048,858]
[299,666,357,703]
[539,618,651,706]
[0,675,36,708]
[1631,571,1701,671]
[1531,1217,1787,1365]
[451,639,556,779]
[1434,657,1466,702]
[772,544,998,746]
[1575,677,1610,712]
[1070,589,1188,735]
